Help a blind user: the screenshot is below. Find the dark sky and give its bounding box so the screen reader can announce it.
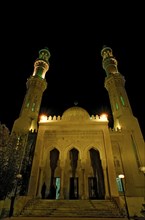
[0,2,145,139]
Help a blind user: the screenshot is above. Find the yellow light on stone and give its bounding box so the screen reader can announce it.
[100,113,108,121]
[118,174,125,179]
[39,114,48,122]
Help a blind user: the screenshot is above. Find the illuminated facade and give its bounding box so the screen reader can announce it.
[8,47,145,219]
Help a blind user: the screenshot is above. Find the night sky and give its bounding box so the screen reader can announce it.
[0,3,145,139]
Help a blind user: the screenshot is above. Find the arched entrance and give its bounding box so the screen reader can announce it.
[48,148,60,199]
[89,148,105,199]
[69,148,79,199]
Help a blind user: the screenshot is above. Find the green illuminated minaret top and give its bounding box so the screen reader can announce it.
[32,47,51,79]
[101,46,118,76]
[101,45,135,131]
[12,47,51,133]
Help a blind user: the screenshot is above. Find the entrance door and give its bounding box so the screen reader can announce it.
[69,177,79,199]
[88,177,98,199]
[48,177,60,199]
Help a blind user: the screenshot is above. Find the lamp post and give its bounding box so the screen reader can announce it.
[139,166,145,217]
[118,174,130,219]
[9,173,22,217]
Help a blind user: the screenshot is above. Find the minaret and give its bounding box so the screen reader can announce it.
[101,46,136,130]
[12,48,51,134]
[101,46,144,166]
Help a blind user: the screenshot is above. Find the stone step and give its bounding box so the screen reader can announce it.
[17,199,124,218]
[3,217,129,220]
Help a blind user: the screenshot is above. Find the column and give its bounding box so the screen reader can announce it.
[59,164,64,199]
[81,168,85,199]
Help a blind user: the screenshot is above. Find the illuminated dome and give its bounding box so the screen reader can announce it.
[62,106,90,121]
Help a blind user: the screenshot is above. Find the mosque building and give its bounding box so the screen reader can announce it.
[2,46,145,219]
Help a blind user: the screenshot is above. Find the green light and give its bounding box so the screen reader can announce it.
[120,96,125,106]
[115,102,119,110]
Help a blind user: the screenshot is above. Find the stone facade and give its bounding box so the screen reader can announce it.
[6,46,144,219]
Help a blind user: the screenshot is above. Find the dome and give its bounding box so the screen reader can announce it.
[62,106,90,121]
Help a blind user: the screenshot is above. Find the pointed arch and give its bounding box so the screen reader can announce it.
[89,147,105,199]
[50,148,60,171]
[69,148,79,177]
[69,148,79,199]
[49,148,60,194]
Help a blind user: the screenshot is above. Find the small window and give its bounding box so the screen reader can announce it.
[26,102,30,108]
[120,96,125,106]
[115,102,119,110]
[32,103,35,112]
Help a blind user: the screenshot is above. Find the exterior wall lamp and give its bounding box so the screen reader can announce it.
[118,174,130,219]
[9,174,22,217]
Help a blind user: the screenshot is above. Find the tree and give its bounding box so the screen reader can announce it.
[0,123,25,200]
[140,203,145,217]
[0,122,37,199]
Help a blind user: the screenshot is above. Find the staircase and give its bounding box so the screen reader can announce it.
[12,199,126,219]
